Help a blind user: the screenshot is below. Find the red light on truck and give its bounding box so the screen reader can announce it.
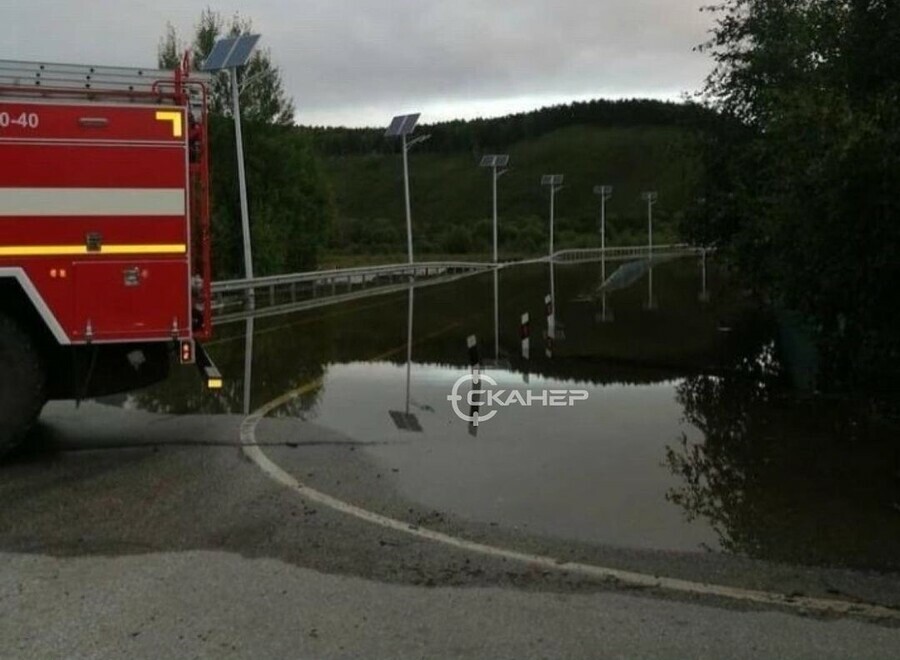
[179,339,195,365]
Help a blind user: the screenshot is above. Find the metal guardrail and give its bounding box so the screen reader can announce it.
[211,260,494,295]
[553,244,707,264]
[209,247,711,324]
[210,260,497,325]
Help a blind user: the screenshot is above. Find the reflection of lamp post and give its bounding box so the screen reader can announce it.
[480,155,510,264]
[594,185,614,323]
[542,175,564,342]
[389,285,422,432]
[593,185,613,277]
[202,34,261,290]
[493,268,500,363]
[699,248,710,303]
[641,192,658,311]
[242,317,254,415]
[387,114,430,265]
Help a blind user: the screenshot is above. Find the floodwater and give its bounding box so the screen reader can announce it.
[116,258,900,572]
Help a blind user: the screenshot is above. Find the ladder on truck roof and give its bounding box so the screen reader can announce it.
[0,59,211,109]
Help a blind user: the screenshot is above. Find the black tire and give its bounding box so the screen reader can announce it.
[0,314,47,458]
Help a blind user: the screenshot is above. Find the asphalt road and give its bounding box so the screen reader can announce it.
[1,401,900,659]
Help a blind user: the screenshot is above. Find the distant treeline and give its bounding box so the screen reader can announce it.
[301,99,718,156]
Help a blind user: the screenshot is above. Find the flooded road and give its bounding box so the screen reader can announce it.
[115,258,900,573]
[5,256,900,658]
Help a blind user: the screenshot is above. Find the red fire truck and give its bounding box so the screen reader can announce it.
[0,55,220,455]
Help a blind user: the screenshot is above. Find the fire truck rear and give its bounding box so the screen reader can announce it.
[0,56,219,455]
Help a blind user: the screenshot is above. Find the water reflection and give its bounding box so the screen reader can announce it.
[665,332,900,571]
[131,258,731,415]
[243,318,253,416]
[388,286,422,433]
[109,258,900,570]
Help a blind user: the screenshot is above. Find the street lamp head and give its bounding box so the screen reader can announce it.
[641,191,658,204]
[405,133,431,150]
[594,185,613,197]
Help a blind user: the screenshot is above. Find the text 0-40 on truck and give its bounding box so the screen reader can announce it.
[0,55,221,456]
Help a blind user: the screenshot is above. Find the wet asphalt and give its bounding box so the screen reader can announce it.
[1,401,900,658]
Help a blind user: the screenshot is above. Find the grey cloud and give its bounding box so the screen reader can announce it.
[2,0,714,126]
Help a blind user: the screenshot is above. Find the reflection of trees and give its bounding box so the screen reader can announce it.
[666,339,900,571]
[130,326,326,416]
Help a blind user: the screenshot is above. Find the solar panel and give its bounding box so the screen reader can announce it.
[542,174,564,186]
[201,37,237,71]
[480,154,510,168]
[386,113,420,137]
[224,34,260,68]
[400,113,419,135]
[385,116,405,137]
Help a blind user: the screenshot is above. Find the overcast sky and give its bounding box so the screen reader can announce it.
[2,0,714,127]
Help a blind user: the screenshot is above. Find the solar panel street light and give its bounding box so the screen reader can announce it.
[387,113,429,265]
[480,154,510,263]
[202,34,261,289]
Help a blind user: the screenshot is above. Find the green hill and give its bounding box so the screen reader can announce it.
[304,99,709,260]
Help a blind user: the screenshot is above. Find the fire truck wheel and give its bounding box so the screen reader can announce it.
[0,314,47,458]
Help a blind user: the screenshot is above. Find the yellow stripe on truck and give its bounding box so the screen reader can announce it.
[0,244,187,257]
[155,111,184,138]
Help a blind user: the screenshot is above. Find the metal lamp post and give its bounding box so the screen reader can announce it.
[542,175,565,260]
[387,114,429,266]
[642,191,658,256]
[480,155,510,264]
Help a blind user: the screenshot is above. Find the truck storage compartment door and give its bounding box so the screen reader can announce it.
[73,260,189,342]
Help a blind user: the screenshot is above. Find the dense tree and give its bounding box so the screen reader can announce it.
[158,8,294,125]
[158,9,332,277]
[683,0,900,387]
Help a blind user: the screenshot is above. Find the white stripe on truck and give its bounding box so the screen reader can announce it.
[0,188,185,217]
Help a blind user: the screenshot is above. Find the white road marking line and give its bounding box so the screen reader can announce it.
[240,381,900,623]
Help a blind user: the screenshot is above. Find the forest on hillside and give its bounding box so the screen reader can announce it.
[304,98,716,156]
[302,99,713,259]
